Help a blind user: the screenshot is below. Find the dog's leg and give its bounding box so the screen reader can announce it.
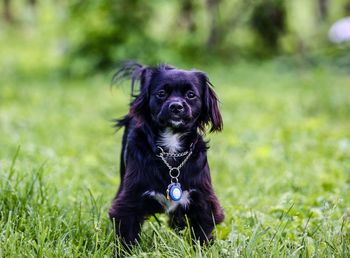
[110,214,144,246]
[188,207,215,244]
[187,190,224,244]
[109,196,145,248]
[168,208,187,232]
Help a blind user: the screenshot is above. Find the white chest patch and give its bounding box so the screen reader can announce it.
[143,190,192,214]
[157,128,184,153]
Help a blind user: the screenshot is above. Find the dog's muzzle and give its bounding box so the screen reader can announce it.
[157,99,192,128]
[169,101,184,115]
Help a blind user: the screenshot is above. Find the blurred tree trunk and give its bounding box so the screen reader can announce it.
[250,0,287,56]
[206,0,221,48]
[28,0,37,6]
[28,0,37,19]
[345,2,350,15]
[317,0,329,22]
[3,0,14,23]
[206,0,253,49]
[179,0,196,32]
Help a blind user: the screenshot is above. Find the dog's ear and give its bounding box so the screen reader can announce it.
[196,72,223,133]
[112,61,154,125]
[129,67,153,124]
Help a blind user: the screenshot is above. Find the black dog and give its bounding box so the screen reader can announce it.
[109,61,224,247]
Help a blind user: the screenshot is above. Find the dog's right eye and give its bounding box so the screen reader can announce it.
[156,90,167,99]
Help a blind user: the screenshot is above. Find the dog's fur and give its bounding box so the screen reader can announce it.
[109,61,224,247]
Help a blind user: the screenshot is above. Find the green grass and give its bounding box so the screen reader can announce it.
[1,62,350,257]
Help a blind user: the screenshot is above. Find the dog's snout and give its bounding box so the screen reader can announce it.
[169,102,184,114]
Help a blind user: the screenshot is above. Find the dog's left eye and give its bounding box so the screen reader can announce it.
[186,91,196,99]
[156,90,167,99]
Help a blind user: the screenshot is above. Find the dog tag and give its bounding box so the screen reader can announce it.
[167,183,182,202]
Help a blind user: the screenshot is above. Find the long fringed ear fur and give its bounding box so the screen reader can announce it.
[129,68,153,125]
[112,61,154,127]
[112,61,143,97]
[197,72,223,133]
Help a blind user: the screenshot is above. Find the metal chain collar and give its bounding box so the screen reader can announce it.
[156,145,193,184]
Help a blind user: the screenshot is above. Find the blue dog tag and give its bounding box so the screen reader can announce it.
[167,184,182,201]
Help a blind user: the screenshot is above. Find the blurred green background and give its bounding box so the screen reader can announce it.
[1,1,350,257]
[1,0,350,77]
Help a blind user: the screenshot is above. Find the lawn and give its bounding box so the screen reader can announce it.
[0,61,349,257]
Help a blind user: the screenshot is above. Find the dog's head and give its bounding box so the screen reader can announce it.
[113,61,222,133]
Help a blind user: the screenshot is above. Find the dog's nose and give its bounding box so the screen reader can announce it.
[169,102,184,114]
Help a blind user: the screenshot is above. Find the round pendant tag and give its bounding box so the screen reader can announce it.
[169,184,182,201]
